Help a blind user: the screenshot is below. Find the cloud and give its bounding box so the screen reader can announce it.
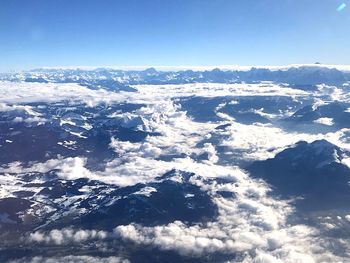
[8,256,129,263]
[217,121,320,160]
[0,102,47,124]
[314,117,334,126]
[27,228,109,245]
[216,119,350,162]
[131,186,157,197]
[0,81,147,107]
[134,82,309,99]
[1,80,350,262]
[0,103,41,115]
[0,98,219,186]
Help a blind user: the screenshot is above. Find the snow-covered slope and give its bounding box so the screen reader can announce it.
[1,73,350,262]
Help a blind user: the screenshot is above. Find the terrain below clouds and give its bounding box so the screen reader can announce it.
[1,68,350,262]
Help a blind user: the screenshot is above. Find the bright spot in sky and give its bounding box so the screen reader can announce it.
[337,3,346,12]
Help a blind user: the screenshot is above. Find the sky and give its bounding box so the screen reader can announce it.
[0,0,350,71]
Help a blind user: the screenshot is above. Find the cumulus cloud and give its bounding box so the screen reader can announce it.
[0,102,47,124]
[0,98,218,186]
[114,185,313,259]
[24,162,326,260]
[0,81,148,107]
[314,117,334,126]
[217,121,318,160]
[200,143,219,163]
[1,81,308,109]
[27,228,108,245]
[1,80,350,262]
[216,118,350,161]
[8,256,129,263]
[0,102,41,115]
[134,82,309,99]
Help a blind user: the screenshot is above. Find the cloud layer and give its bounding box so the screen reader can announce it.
[1,81,350,262]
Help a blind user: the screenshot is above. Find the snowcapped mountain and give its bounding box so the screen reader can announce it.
[2,64,350,87]
[1,67,350,262]
[247,140,350,209]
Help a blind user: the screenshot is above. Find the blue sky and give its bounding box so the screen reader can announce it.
[0,0,349,71]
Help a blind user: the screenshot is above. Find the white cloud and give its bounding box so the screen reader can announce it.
[201,143,219,163]
[218,122,321,160]
[314,117,334,126]
[0,81,146,106]
[1,80,350,261]
[132,186,157,197]
[8,256,129,263]
[345,215,350,222]
[134,82,309,99]
[28,228,108,245]
[0,103,41,115]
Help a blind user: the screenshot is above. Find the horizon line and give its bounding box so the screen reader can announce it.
[3,63,350,73]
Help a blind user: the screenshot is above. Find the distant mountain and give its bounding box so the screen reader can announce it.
[237,66,348,85]
[219,66,349,85]
[79,79,137,92]
[2,65,350,87]
[24,77,49,83]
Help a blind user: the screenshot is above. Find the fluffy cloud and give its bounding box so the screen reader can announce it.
[8,256,129,263]
[1,81,350,262]
[314,117,334,126]
[134,83,310,102]
[28,228,108,245]
[218,121,320,160]
[114,179,317,260]
[0,81,310,108]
